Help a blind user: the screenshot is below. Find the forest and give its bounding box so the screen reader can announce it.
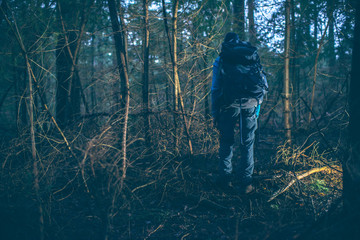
[0,0,359,239]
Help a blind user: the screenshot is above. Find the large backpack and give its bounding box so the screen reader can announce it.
[218,41,268,106]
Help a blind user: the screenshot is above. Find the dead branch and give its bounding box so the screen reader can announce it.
[308,18,331,124]
[268,166,339,202]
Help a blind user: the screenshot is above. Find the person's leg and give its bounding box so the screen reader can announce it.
[218,108,237,182]
[237,107,257,186]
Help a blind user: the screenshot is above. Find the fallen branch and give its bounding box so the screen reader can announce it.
[268,166,337,202]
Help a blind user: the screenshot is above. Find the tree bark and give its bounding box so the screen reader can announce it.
[142,0,151,149]
[1,4,44,238]
[172,0,193,155]
[247,0,257,45]
[290,0,297,129]
[26,55,44,240]
[108,0,130,189]
[172,0,180,113]
[90,35,97,111]
[233,0,245,40]
[55,0,90,125]
[344,0,360,217]
[283,0,292,142]
[327,0,336,68]
[327,0,337,91]
[308,20,330,124]
[162,0,193,155]
[55,32,72,126]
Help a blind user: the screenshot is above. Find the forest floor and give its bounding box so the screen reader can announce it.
[117,138,343,240]
[0,126,346,240]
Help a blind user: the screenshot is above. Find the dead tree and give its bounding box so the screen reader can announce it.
[142,0,151,149]
[161,0,193,155]
[108,0,130,188]
[283,0,292,142]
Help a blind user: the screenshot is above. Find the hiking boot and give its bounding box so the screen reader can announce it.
[237,183,254,195]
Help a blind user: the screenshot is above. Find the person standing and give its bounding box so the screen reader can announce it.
[211,32,268,194]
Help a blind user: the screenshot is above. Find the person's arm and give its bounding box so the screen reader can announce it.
[211,57,222,126]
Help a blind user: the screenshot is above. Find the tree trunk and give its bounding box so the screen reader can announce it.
[344,0,360,218]
[2,3,45,236]
[233,0,245,40]
[308,20,330,124]
[283,0,292,142]
[290,0,297,130]
[172,0,180,113]
[203,53,210,123]
[15,58,28,127]
[313,9,318,51]
[172,0,193,155]
[55,0,87,125]
[90,35,97,111]
[26,55,44,240]
[327,0,336,90]
[108,0,130,188]
[161,0,177,149]
[55,33,72,126]
[142,0,151,149]
[327,0,336,67]
[247,0,256,45]
[162,0,193,155]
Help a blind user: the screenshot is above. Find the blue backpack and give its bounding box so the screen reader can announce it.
[218,41,268,106]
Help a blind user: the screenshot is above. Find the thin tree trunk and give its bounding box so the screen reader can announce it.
[233,0,245,40]
[313,9,318,51]
[327,0,336,89]
[247,0,256,45]
[161,0,177,149]
[90,35,97,111]
[308,19,330,124]
[203,54,210,122]
[290,0,297,130]
[118,3,129,106]
[57,0,92,121]
[172,0,180,147]
[162,0,193,155]
[172,0,193,155]
[106,3,131,235]
[284,0,292,142]
[118,0,128,71]
[26,55,44,240]
[142,0,151,149]
[344,0,360,216]
[12,57,27,127]
[1,4,44,238]
[108,0,130,189]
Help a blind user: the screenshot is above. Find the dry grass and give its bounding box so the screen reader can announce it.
[0,115,344,239]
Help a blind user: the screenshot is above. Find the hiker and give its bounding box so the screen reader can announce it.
[211,32,268,194]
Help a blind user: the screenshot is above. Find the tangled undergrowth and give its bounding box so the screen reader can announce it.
[0,119,344,240]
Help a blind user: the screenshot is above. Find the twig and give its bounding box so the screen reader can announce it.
[144,224,164,240]
[308,18,331,124]
[301,97,345,173]
[268,166,337,202]
[131,180,157,193]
